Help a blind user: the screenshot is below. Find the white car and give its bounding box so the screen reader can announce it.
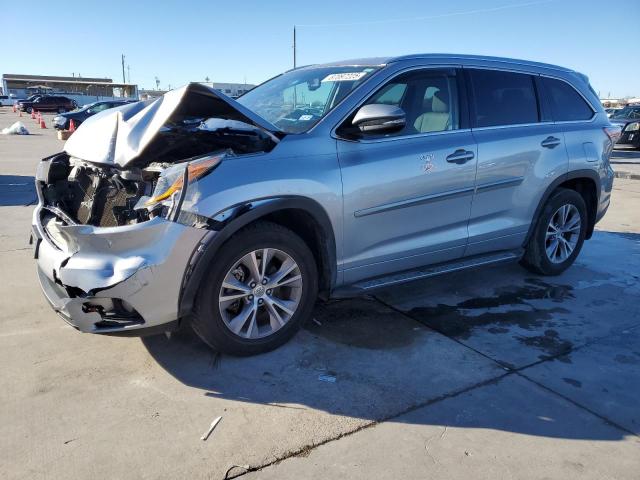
[0,95,16,106]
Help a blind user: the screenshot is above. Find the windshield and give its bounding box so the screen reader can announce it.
[612,107,640,119]
[237,65,382,133]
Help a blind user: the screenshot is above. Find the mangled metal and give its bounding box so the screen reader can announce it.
[63,82,281,167]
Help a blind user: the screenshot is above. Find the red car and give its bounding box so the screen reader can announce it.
[18,95,77,114]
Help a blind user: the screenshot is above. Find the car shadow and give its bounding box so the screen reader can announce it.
[142,230,639,443]
[0,175,37,206]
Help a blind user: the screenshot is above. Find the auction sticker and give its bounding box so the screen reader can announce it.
[322,72,367,82]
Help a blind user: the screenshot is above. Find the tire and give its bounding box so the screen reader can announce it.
[26,107,32,114]
[520,188,587,276]
[191,221,318,356]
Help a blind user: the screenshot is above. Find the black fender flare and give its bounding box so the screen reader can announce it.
[523,169,601,246]
[177,196,337,318]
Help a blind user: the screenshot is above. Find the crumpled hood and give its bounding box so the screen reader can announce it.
[64,83,280,167]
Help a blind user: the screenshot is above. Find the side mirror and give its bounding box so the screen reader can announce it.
[352,104,406,134]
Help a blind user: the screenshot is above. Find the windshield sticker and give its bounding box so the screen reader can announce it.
[298,114,314,121]
[322,72,367,83]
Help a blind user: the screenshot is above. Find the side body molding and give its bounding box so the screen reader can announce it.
[177,196,337,318]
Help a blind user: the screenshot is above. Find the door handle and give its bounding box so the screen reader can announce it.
[446,149,475,164]
[541,136,561,149]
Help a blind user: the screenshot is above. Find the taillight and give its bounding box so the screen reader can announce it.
[604,125,622,143]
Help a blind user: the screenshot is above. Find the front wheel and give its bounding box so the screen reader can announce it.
[520,188,587,276]
[191,221,318,356]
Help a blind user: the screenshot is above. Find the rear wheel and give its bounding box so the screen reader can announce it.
[191,221,318,356]
[520,188,587,276]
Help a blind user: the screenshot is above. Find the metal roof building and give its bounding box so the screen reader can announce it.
[1,73,138,101]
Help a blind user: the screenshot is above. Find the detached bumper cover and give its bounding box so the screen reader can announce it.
[32,206,208,334]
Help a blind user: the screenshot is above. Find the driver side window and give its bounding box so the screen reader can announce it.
[342,69,460,139]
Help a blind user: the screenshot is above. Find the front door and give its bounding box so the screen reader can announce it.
[336,68,477,284]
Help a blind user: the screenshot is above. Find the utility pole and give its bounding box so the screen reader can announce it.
[127,65,130,84]
[121,54,126,83]
[293,25,297,69]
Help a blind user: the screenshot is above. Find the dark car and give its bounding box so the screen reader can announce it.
[610,105,640,149]
[18,95,76,114]
[53,100,138,130]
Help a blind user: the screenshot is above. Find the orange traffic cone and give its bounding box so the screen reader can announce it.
[69,119,76,133]
[31,109,36,120]
[40,117,47,129]
[12,104,16,113]
[19,110,22,117]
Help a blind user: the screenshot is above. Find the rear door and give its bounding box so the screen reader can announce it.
[465,68,569,256]
[337,68,478,284]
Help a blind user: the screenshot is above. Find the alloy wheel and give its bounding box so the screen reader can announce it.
[545,204,581,263]
[218,248,303,339]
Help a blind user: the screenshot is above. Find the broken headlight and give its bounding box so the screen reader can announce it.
[134,154,222,213]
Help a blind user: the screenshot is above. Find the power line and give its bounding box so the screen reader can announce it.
[296,0,555,28]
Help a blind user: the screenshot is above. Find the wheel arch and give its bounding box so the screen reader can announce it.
[524,169,600,246]
[178,196,337,319]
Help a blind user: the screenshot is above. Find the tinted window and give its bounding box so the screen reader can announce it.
[346,69,459,138]
[542,77,593,121]
[469,70,539,127]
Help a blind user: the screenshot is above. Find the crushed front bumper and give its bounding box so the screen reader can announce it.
[32,205,208,335]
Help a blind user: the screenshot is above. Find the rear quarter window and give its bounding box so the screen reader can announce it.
[469,69,539,128]
[541,77,593,121]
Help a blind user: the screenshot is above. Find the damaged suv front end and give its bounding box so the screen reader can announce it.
[32,83,280,335]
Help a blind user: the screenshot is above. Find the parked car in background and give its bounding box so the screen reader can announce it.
[53,99,138,130]
[605,107,623,118]
[18,95,76,113]
[0,95,15,106]
[610,105,640,149]
[32,54,616,356]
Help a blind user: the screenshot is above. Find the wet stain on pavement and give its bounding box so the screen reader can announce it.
[614,354,639,365]
[563,378,583,388]
[517,329,573,358]
[403,281,573,341]
[307,298,418,350]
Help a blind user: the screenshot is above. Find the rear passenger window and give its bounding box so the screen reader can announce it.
[469,70,539,127]
[541,77,593,121]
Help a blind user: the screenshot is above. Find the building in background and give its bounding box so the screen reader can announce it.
[200,82,255,98]
[139,82,255,101]
[1,73,138,106]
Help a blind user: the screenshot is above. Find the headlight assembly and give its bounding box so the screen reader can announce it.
[624,122,639,132]
[135,154,223,212]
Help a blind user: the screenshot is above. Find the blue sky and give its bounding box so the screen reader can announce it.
[2,0,638,97]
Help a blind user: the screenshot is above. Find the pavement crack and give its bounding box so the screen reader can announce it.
[515,371,639,438]
[226,373,511,479]
[373,294,514,371]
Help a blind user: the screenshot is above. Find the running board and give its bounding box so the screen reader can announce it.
[332,250,522,298]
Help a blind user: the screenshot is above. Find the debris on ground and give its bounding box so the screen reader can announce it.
[318,374,336,383]
[200,415,222,441]
[1,121,29,135]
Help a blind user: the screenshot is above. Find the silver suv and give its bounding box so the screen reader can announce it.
[32,54,617,355]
